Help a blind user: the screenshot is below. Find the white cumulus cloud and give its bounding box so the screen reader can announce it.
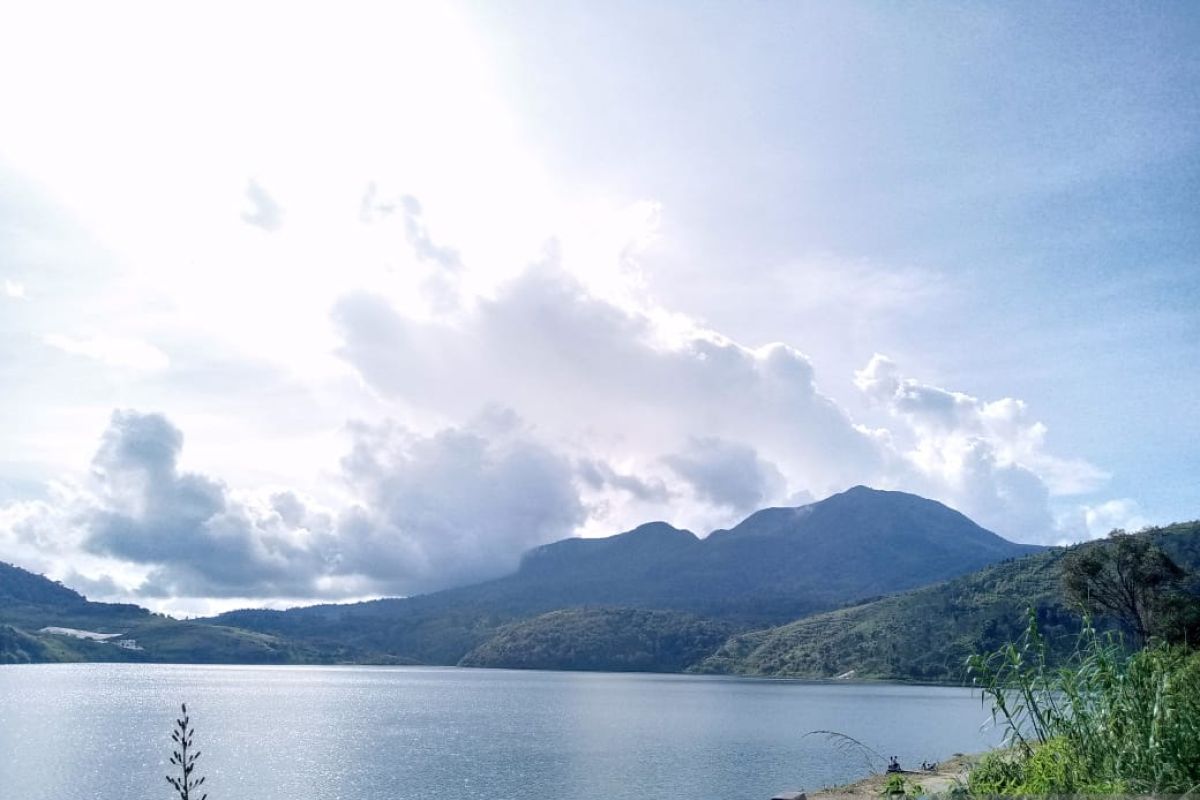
[855,353,1110,540]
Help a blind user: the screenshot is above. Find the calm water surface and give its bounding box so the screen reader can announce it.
[0,664,1001,800]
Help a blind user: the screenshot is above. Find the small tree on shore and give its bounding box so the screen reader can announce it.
[166,703,207,800]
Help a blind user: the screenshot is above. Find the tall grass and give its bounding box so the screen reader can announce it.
[967,611,1200,795]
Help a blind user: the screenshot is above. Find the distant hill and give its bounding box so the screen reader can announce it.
[213,486,1039,666]
[459,608,735,672]
[695,521,1200,683]
[0,560,152,634]
[0,561,337,664]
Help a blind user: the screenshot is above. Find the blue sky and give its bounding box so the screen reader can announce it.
[0,1,1196,613]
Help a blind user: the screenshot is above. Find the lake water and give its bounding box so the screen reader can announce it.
[0,664,1001,800]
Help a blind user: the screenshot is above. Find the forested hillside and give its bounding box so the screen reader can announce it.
[459,608,735,672]
[697,521,1200,682]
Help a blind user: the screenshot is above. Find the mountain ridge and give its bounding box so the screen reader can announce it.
[208,486,1039,664]
[1,486,1046,668]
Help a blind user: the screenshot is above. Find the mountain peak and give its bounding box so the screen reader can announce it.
[830,485,923,503]
[614,521,697,542]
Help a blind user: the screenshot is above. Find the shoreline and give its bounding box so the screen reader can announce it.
[807,754,977,800]
[1,656,979,688]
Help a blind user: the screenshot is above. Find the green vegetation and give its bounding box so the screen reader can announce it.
[1063,528,1199,645]
[698,522,1200,682]
[967,615,1200,795]
[459,608,735,671]
[696,548,1082,681]
[0,623,62,662]
[0,560,345,664]
[879,774,924,798]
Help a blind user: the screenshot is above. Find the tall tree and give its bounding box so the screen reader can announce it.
[1063,530,1189,646]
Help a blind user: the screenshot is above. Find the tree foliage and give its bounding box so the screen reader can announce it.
[1063,530,1195,645]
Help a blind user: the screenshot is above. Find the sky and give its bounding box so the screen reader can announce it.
[0,1,1196,615]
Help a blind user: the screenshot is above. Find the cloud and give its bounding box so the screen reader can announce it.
[358,185,465,312]
[855,353,1108,541]
[4,279,25,299]
[44,333,170,370]
[0,195,1141,602]
[1056,498,1150,541]
[0,408,588,602]
[401,194,465,312]
[58,570,126,601]
[330,253,1129,545]
[577,459,671,503]
[399,194,463,273]
[240,179,283,231]
[83,410,335,598]
[358,182,398,222]
[664,437,785,513]
[333,259,886,512]
[0,333,1133,607]
[334,417,585,594]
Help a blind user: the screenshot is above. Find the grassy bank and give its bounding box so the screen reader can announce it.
[965,616,1200,795]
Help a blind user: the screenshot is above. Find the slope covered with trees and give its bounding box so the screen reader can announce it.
[697,522,1200,682]
[459,608,735,672]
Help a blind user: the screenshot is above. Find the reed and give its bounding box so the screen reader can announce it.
[967,612,1200,795]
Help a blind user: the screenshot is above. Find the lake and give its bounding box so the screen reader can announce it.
[0,664,1001,800]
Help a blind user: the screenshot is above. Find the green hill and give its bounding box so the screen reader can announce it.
[0,561,341,664]
[459,608,735,672]
[695,521,1200,683]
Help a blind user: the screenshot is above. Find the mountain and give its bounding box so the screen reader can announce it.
[213,486,1039,666]
[492,486,1038,621]
[695,521,1200,683]
[2,486,1051,669]
[0,561,336,664]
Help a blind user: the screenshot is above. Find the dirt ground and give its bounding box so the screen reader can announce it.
[807,753,976,800]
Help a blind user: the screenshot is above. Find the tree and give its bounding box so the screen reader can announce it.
[1062,530,1189,646]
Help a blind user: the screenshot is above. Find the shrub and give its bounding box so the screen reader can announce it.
[879,774,924,797]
